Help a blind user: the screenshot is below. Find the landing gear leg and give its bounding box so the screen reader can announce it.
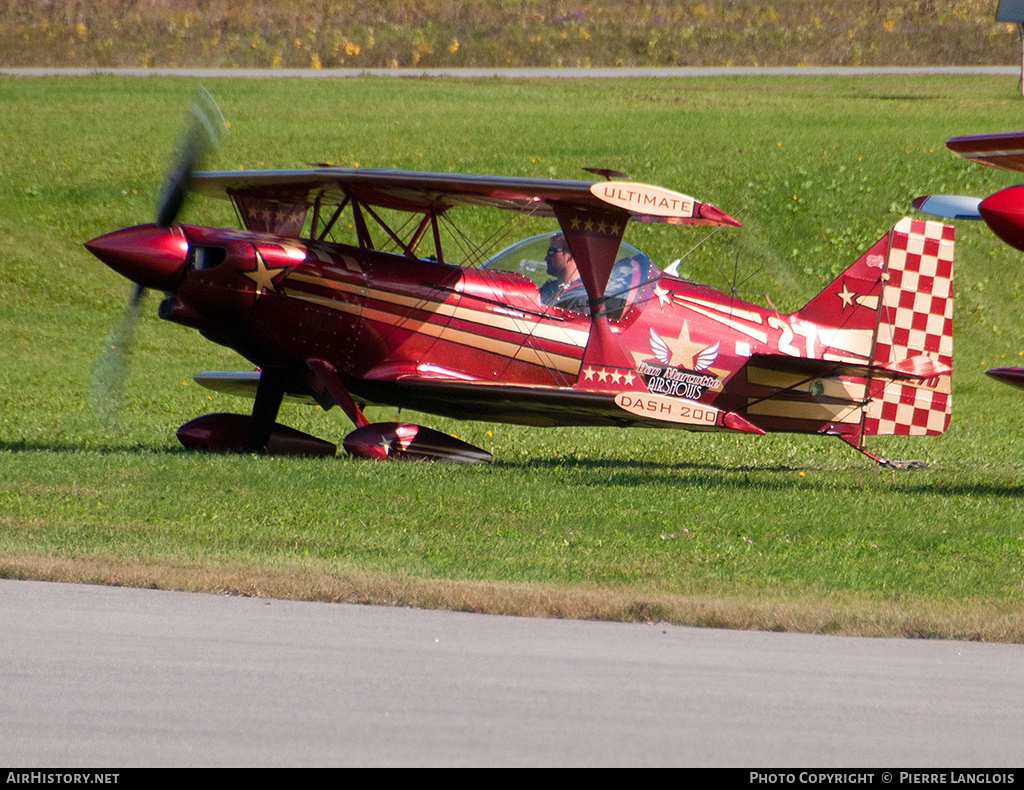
[245,369,286,452]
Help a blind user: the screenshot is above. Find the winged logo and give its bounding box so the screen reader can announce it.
[650,328,672,365]
[649,328,718,371]
[694,342,719,371]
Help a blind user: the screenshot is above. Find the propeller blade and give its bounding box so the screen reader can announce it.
[911,194,983,220]
[88,285,145,428]
[90,88,223,427]
[155,86,225,227]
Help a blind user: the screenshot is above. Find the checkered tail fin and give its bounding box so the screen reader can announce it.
[864,218,954,437]
[794,217,953,439]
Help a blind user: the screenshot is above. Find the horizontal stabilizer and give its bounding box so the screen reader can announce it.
[885,356,953,380]
[747,353,951,383]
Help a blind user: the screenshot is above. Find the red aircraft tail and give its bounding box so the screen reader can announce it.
[794,217,954,440]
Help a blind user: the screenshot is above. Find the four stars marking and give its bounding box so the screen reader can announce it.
[582,367,636,387]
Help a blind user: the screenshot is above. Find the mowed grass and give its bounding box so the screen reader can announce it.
[2,74,1024,640]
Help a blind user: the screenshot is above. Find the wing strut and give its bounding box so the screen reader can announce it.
[317,196,349,242]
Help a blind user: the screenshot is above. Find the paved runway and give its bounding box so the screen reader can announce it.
[1,579,1021,767]
[1,66,1017,79]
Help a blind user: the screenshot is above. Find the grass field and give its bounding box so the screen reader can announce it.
[2,73,1024,641]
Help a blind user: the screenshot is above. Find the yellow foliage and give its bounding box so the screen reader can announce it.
[0,1,1019,69]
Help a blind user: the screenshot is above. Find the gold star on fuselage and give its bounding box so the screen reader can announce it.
[633,321,707,370]
[242,250,287,299]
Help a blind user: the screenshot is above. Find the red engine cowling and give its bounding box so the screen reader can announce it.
[979,185,1024,252]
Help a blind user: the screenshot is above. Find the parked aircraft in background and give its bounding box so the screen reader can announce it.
[914,128,1024,390]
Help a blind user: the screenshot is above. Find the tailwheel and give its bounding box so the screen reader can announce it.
[836,433,927,471]
[343,422,492,464]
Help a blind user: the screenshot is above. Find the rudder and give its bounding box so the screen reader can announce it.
[865,217,953,436]
[795,217,954,439]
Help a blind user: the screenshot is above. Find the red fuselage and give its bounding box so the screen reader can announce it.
[87,216,953,450]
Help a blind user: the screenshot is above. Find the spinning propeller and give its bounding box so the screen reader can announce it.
[88,88,225,426]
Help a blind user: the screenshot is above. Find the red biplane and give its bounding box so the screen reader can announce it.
[86,98,954,466]
[913,128,1024,391]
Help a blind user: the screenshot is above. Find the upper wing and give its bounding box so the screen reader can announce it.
[946,130,1024,173]
[189,167,739,226]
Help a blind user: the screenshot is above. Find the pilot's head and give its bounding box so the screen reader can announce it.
[545,233,575,282]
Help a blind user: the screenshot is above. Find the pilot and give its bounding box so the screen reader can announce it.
[539,233,588,313]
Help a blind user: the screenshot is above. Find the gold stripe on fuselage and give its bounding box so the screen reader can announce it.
[671,295,769,343]
[285,271,590,349]
[280,273,584,377]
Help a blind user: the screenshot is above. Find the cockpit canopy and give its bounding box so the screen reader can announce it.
[481,233,653,320]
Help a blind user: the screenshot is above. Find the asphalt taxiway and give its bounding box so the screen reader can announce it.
[2,579,1021,767]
